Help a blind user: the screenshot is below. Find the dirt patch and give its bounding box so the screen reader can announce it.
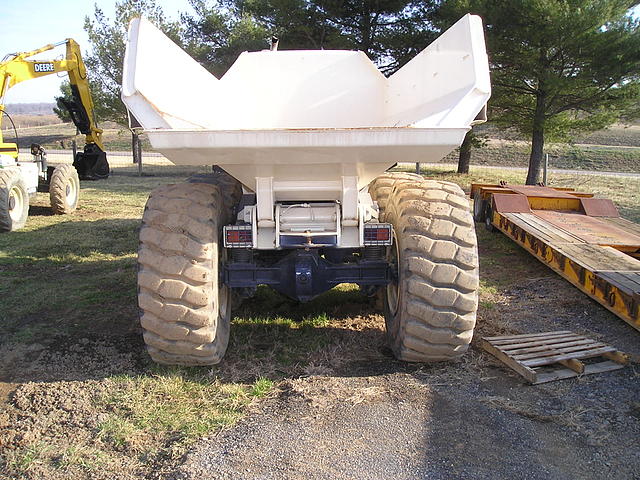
[0,336,146,479]
[0,331,272,480]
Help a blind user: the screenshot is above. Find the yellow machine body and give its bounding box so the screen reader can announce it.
[0,39,108,179]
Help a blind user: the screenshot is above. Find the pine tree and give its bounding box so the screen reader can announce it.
[82,0,182,125]
[440,0,640,183]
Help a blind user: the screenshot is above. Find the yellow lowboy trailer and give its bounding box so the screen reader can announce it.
[471,183,640,331]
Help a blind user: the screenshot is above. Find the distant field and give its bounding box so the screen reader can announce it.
[441,138,640,173]
[477,122,640,147]
[577,124,640,147]
[3,119,151,151]
[1,114,62,130]
[4,116,640,173]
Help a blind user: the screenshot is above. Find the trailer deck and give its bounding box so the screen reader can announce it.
[471,184,640,331]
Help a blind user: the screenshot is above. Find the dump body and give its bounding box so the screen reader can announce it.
[122,15,490,193]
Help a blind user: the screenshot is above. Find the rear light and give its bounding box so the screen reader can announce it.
[224,225,253,248]
[363,223,393,246]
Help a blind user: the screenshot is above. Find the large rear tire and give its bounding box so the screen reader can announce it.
[0,167,29,232]
[187,166,243,216]
[382,179,479,361]
[368,172,424,215]
[50,164,80,214]
[137,182,231,365]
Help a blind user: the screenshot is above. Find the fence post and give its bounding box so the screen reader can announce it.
[543,153,549,185]
[416,163,421,175]
[132,132,142,176]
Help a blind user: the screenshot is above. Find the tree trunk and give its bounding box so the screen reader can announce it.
[457,131,473,174]
[526,92,546,185]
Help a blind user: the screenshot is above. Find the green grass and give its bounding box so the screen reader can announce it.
[1,161,638,479]
[96,368,272,457]
[4,441,53,473]
[53,445,108,472]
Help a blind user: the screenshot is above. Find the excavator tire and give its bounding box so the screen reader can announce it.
[137,182,231,365]
[0,167,29,232]
[49,164,80,214]
[382,179,479,361]
[368,172,424,217]
[187,166,243,221]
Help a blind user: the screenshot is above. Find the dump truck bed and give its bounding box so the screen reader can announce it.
[472,184,640,331]
[122,15,490,192]
[145,127,469,191]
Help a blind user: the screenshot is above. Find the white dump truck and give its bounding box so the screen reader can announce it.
[122,15,491,365]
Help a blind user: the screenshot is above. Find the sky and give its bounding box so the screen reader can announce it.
[0,0,191,103]
[2,1,640,103]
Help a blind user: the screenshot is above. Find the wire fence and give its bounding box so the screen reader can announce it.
[20,147,640,222]
[18,149,166,166]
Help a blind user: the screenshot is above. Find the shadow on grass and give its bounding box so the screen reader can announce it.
[27,205,55,217]
[0,217,139,261]
[0,218,140,345]
[0,215,399,388]
[0,211,557,388]
[0,282,399,386]
[0,216,551,388]
[475,223,551,289]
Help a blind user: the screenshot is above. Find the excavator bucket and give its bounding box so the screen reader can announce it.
[58,89,110,180]
[73,143,109,180]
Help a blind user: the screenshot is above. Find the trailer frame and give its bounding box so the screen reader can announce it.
[471,183,640,331]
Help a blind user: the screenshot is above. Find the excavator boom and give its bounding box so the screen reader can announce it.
[0,39,109,179]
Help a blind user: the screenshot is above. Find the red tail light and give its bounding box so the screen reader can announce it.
[224,225,253,248]
[363,223,392,246]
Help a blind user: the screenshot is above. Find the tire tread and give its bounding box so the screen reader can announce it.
[138,182,231,365]
[380,176,479,362]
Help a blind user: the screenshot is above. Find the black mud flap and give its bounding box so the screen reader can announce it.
[73,144,110,180]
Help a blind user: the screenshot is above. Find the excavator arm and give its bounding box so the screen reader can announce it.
[0,39,109,179]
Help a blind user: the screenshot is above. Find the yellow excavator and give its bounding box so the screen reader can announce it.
[0,38,109,231]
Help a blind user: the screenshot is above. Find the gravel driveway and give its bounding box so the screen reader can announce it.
[172,277,640,480]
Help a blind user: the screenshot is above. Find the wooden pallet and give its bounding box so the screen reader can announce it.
[480,331,628,384]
